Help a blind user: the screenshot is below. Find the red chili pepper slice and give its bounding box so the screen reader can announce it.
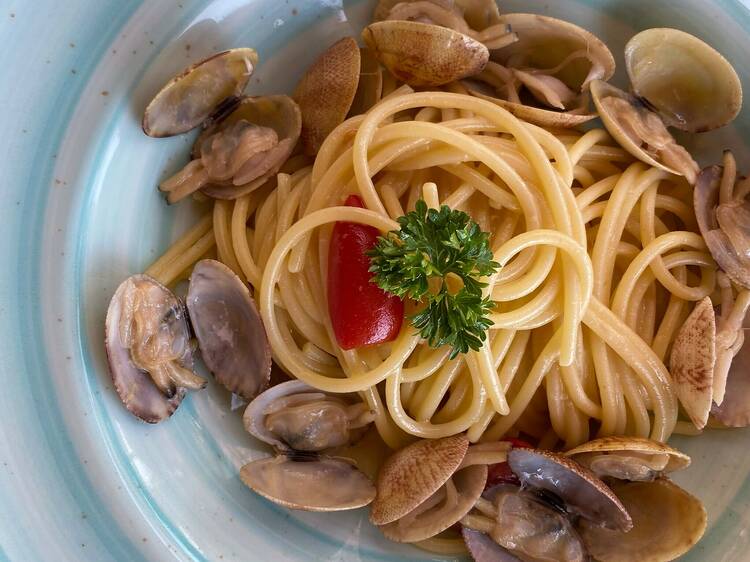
[485,438,533,489]
[327,195,404,349]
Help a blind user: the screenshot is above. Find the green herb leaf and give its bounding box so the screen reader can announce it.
[367,200,499,357]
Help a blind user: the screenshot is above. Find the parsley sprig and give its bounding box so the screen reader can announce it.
[368,200,499,358]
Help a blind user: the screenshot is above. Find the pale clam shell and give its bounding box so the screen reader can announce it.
[294,37,361,155]
[579,479,707,562]
[669,297,716,430]
[142,48,257,137]
[625,28,742,133]
[240,455,375,512]
[370,434,469,526]
[362,20,489,88]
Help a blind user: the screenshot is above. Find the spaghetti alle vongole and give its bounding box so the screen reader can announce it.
[103,6,750,559]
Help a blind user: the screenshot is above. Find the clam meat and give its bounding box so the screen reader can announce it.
[105,274,205,423]
[160,95,301,202]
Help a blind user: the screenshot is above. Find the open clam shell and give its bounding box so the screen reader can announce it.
[370,434,469,525]
[186,259,271,401]
[294,37,361,155]
[625,28,742,133]
[198,95,301,199]
[591,79,699,184]
[493,13,615,92]
[240,455,376,511]
[565,436,690,481]
[507,448,632,532]
[381,464,487,543]
[373,0,501,32]
[694,165,750,288]
[242,379,374,452]
[669,297,716,430]
[362,20,489,88]
[105,274,197,423]
[579,479,707,562]
[142,48,257,138]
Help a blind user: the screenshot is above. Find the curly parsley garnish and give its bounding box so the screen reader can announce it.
[368,200,499,358]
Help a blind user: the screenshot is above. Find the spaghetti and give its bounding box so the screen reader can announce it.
[148,89,715,451]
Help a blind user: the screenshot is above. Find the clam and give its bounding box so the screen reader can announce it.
[462,484,588,562]
[591,80,699,184]
[507,447,632,532]
[565,436,690,481]
[374,0,501,31]
[161,95,301,203]
[371,434,469,525]
[669,297,716,429]
[294,37,361,155]
[242,379,375,452]
[694,163,750,288]
[380,464,487,542]
[381,1,516,50]
[143,48,257,138]
[105,274,205,423]
[240,455,375,512]
[186,259,271,401]
[493,14,615,92]
[463,13,614,128]
[625,28,742,133]
[579,479,707,562]
[362,20,489,88]
[240,380,376,511]
[371,435,487,543]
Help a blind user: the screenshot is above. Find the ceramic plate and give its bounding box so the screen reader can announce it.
[3,1,750,560]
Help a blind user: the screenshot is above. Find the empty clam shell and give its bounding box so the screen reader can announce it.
[240,455,376,511]
[370,434,469,525]
[105,274,198,422]
[199,95,301,199]
[143,48,257,138]
[694,165,750,288]
[625,28,742,133]
[669,297,716,430]
[362,20,489,88]
[380,464,487,543]
[565,436,690,481]
[294,37,361,155]
[579,479,707,562]
[186,259,271,400]
[507,448,632,532]
[591,79,699,184]
[493,13,615,92]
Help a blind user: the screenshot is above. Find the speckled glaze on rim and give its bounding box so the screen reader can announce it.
[2,1,750,561]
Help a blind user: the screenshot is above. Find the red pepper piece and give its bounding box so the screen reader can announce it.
[327,195,404,349]
[485,438,533,489]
